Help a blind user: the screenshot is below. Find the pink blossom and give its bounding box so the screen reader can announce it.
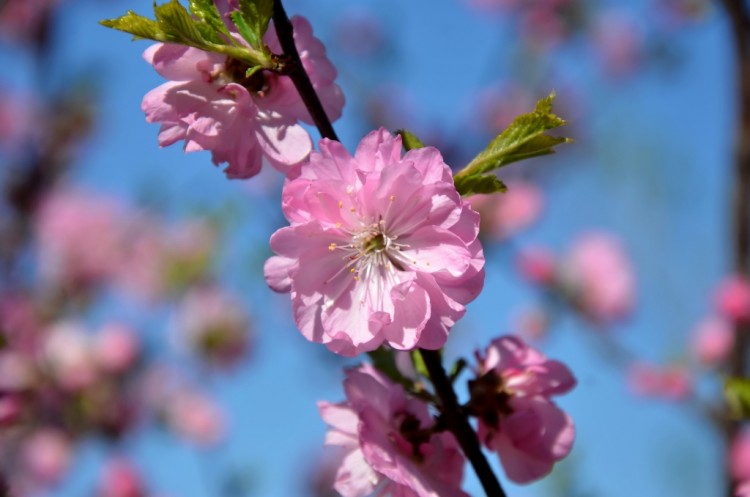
[264,129,484,356]
[21,428,71,484]
[715,275,750,322]
[690,316,734,367]
[468,180,544,240]
[34,190,128,288]
[731,429,750,482]
[94,323,141,374]
[561,233,635,323]
[0,0,57,42]
[42,322,97,391]
[142,16,344,179]
[165,390,225,446]
[626,362,692,401]
[98,459,145,497]
[469,336,576,483]
[176,286,251,367]
[517,246,557,285]
[318,364,467,497]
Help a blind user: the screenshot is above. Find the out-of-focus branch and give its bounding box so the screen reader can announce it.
[717,1,750,495]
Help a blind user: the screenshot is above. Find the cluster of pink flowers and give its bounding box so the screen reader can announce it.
[265,129,485,355]
[319,364,468,497]
[142,14,344,179]
[518,232,635,325]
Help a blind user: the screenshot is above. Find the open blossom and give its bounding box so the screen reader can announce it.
[264,129,484,356]
[142,15,344,179]
[468,336,576,483]
[318,364,467,497]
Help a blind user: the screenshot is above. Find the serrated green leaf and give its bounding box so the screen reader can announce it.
[189,0,230,37]
[154,0,207,45]
[454,174,507,196]
[230,10,259,48]
[232,0,273,50]
[726,377,750,419]
[455,93,570,192]
[100,11,164,41]
[397,129,425,151]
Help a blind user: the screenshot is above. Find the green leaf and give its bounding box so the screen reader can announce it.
[725,377,750,419]
[397,129,425,151]
[453,174,507,196]
[454,93,570,196]
[100,11,164,41]
[154,0,206,45]
[189,0,230,37]
[230,10,258,48]
[233,0,274,50]
[410,350,430,379]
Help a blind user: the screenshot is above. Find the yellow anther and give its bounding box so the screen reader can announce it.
[350,207,356,213]
[338,200,343,208]
[329,243,337,251]
[335,222,342,228]
[350,268,356,273]
[389,195,396,202]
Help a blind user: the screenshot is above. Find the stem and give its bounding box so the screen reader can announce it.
[718,1,750,496]
[419,349,507,497]
[271,2,505,492]
[271,0,339,141]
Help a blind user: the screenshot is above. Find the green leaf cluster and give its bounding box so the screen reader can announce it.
[454,93,570,196]
[725,376,750,419]
[100,0,275,70]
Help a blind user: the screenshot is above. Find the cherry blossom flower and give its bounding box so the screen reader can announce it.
[690,316,734,367]
[468,335,576,483]
[318,364,467,497]
[165,390,225,446]
[94,323,141,374]
[142,15,344,179]
[98,459,146,497]
[715,275,750,323]
[21,428,71,484]
[264,129,484,356]
[560,233,635,324]
[468,180,544,240]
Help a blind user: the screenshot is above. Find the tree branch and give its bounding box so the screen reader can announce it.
[271,0,339,141]
[420,349,507,497]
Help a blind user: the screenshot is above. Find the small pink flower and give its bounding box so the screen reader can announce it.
[517,246,557,285]
[265,129,484,356]
[690,316,734,367]
[319,364,467,497]
[561,233,635,324]
[590,11,642,78]
[626,362,692,401]
[94,323,141,374]
[98,459,145,497]
[142,16,344,179]
[42,322,97,391]
[21,428,71,484]
[176,286,251,367]
[715,276,750,323]
[468,180,544,240]
[165,390,225,446]
[731,429,750,482]
[469,336,576,483]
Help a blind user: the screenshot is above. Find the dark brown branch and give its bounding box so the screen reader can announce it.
[271,0,339,141]
[717,1,750,496]
[420,349,507,497]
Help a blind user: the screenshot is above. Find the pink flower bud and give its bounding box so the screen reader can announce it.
[715,276,750,323]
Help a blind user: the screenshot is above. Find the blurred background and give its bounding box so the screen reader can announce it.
[0,0,743,496]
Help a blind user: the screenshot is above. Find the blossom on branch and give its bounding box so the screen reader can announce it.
[264,129,484,356]
[318,364,467,497]
[141,15,344,179]
[468,335,576,483]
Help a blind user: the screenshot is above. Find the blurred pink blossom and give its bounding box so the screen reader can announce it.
[21,428,71,484]
[468,180,544,240]
[738,481,750,497]
[470,335,576,483]
[590,11,643,78]
[517,246,557,285]
[94,323,141,374]
[561,233,635,323]
[176,286,250,367]
[142,16,343,179]
[42,322,97,391]
[690,316,734,367]
[319,364,467,497]
[715,275,750,323]
[265,129,484,356]
[627,362,692,401]
[472,84,536,135]
[98,459,145,497]
[0,0,57,41]
[166,390,225,446]
[731,429,750,482]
